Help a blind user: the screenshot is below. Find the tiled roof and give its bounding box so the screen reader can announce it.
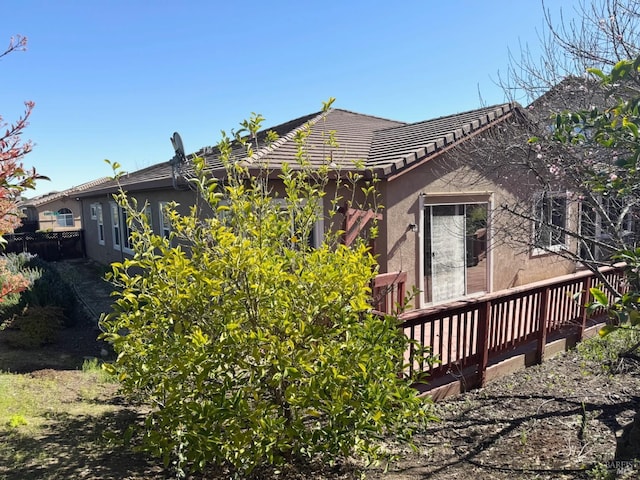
[76,162,176,198]
[241,109,406,172]
[76,104,518,196]
[368,104,514,176]
[21,177,112,207]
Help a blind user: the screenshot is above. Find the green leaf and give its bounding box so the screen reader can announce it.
[587,67,606,80]
[598,324,618,337]
[590,287,609,307]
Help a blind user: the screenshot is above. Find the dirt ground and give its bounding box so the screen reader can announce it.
[375,348,640,480]
[1,259,639,479]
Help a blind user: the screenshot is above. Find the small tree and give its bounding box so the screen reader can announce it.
[101,104,433,477]
[550,56,640,462]
[0,35,45,302]
[550,57,640,318]
[437,1,640,285]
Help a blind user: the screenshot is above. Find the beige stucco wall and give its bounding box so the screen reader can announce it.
[81,188,199,266]
[80,162,578,311]
[36,197,83,232]
[381,151,577,309]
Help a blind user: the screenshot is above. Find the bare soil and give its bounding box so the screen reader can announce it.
[0,259,639,479]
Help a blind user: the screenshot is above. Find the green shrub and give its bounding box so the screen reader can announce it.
[3,256,78,327]
[4,305,64,348]
[0,253,41,317]
[578,327,640,373]
[101,107,434,477]
[81,357,116,383]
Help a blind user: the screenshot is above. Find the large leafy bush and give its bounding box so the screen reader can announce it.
[101,107,433,477]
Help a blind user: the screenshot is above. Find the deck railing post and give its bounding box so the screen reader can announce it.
[476,300,491,388]
[536,286,550,364]
[578,276,592,341]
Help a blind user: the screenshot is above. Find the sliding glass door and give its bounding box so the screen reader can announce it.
[424,203,488,303]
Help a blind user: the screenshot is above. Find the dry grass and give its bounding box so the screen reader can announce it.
[0,363,163,480]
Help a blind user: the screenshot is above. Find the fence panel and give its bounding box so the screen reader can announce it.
[4,231,85,261]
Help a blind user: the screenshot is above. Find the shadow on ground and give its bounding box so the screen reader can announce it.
[0,407,166,480]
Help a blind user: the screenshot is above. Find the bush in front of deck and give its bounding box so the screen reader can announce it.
[100,108,434,478]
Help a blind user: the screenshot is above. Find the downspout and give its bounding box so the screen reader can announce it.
[417,193,425,309]
[487,193,494,293]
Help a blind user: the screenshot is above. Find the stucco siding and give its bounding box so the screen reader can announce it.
[382,152,575,308]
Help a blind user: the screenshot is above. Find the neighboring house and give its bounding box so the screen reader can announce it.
[18,178,111,232]
[76,106,579,310]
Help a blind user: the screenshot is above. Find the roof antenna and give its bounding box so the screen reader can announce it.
[169,131,186,189]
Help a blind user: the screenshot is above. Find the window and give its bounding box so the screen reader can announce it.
[159,202,171,239]
[90,204,97,220]
[121,208,133,251]
[111,202,148,253]
[533,192,567,253]
[96,204,105,245]
[579,194,635,260]
[56,208,74,227]
[110,203,120,249]
[144,205,152,230]
[110,202,134,253]
[274,199,323,249]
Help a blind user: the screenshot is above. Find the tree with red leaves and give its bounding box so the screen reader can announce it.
[0,35,45,301]
[0,35,44,236]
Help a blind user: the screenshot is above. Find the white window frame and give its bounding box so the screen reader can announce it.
[56,208,74,228]
[110,202,134,254]
[96,203,105,246]
[159,201,171,239]
[532,191,568,256]
[110,202,121,250]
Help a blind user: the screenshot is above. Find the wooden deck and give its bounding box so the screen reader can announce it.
[374,265,624,392]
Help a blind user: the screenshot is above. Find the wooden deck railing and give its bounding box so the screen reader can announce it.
[377,266,624,389]
[372,271,407,314]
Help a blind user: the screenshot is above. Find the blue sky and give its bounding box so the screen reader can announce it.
[1,0,579,197]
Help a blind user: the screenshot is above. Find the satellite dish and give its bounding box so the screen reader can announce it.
[170,132,186,164]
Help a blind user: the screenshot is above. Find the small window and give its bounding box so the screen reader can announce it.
[90,204,97,220]
[56,208,74,228]
[110,203,120,248]
[159,202,171,239]
[96,204,105,245]
[273,199,323,249]
[533,192,567,253]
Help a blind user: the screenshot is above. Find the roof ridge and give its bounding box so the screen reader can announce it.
[330,108,407,125]
[246,110,328,165]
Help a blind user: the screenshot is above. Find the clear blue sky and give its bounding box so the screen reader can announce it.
[1,0,579,198]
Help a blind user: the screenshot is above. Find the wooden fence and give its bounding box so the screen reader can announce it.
[4,230,85,261]
[375,266,624,389]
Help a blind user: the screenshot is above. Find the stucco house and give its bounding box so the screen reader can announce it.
[19,178,110,232]
[75,105,579,310]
